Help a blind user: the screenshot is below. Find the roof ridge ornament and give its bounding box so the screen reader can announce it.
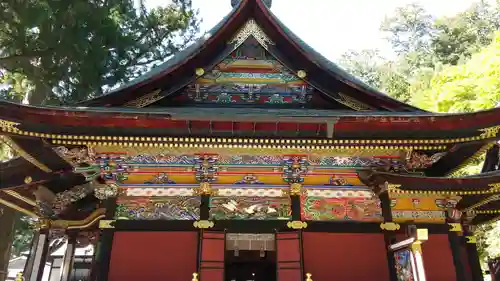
[229,19,274,49]
[231,0,272,8]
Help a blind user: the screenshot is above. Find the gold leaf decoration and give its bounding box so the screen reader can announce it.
[193,220,215,229]
[124,89,162,108]
[0,119,20,130]
[337,93,372,111]
[465,236,477,243]
[99,220,116,229]
[380,222,401,231]
[229,19,274,49]
[479,125,500,138]
[195,68,205,76]
[286,221,308,229]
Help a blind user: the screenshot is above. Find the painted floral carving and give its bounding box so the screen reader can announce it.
[235,174,264,184]
[406,152,446,170]
[144,173,176,184]
[115,197,200,220]
[301,195,383,222]
[282,155,308,183]
[209,196,291,220]
[53,146,95,166]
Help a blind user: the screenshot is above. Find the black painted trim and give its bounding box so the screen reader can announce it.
[463,229,485,281]
[200,195,210,220]
[380,191,398,281]
[95,198,117,281]
[109,219,451,234]
[291,196,301,221]
[448,232,467,281]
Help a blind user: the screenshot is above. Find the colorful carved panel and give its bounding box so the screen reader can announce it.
[301,189,383,222]
[394,249,416,281]
[390,194,459,223]
[86,148,408,185]
[178,37,313,106]
[209,196,291,220]
[115,196,201,220]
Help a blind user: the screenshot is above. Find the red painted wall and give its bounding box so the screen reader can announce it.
[108,232,198,281]
[303,233,389,281]
[423,234,457,281]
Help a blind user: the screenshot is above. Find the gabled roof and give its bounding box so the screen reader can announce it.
[81,0,421,111]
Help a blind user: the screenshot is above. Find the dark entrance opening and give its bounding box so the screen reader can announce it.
[225,250,276,281]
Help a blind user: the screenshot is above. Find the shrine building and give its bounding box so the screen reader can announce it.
[1,0,499,281]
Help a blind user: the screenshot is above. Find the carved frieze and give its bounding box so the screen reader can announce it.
[193,154,219,183]
[53,146,95,166]
[94,184,119,200]
[406,151,446,170]
[282,155,308,184]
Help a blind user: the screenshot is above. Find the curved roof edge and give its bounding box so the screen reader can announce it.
[4,98,500,117]
[1,100,500,139]
[369,170,500,186]
[80,0,423,111]
[257,2,424,112]
[80,2,242,106]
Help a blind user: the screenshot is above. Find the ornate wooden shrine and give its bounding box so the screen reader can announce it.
[0,1,499,281]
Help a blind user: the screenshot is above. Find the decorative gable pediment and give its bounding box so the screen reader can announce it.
[147,19,371,110]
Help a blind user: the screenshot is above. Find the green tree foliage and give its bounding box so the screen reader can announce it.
[338,49,386,89]
[380,0,500,70]
[0,207,16,281]
[431,0,500,65]
[0,0,200,105]
[340,0,500,264]
[411,32,500,112]
[10,214,34,258]
[338,50,412,102]
[0,0,201,268]
[380,3,435,71]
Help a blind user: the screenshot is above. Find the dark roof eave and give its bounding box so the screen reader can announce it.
[256,1,424,112]
[369,170,500,190]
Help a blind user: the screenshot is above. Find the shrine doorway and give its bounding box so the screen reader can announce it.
[225,233,276,281]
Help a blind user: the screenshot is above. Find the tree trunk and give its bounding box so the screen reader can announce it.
[0,207,16,281]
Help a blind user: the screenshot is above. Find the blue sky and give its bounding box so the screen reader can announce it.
[146,0,481,61]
